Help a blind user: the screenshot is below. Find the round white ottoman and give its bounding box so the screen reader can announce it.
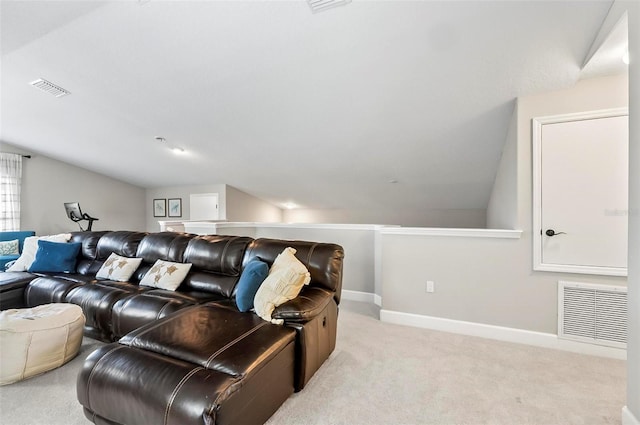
[0,303,85,385]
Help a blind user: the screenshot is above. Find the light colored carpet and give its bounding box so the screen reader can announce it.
[0,300,626,425]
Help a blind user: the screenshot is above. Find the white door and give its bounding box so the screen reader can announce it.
[533,109,628,276]
[189,193,219,221]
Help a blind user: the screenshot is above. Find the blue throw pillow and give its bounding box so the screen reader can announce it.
[235,259,269,312]
[28,240,81,273]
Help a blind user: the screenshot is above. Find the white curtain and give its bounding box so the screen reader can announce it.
[0,153,23,231]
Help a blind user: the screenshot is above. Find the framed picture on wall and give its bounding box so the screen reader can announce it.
[168,198,182,217]
[153,199,166,217]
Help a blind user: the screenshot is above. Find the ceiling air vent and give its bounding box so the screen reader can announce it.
[307,0,351,14]
[29,79,70,98]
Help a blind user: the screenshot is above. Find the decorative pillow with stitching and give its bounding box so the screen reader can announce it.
[96,253,143,282]
[7,233,71,272]
[253,247,311,325]
[28,240,81,273]
[0,239,19,256]
[235,259,269,312]
[139,259,192,291]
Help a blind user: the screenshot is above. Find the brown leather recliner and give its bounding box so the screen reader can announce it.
[8,230,344,425]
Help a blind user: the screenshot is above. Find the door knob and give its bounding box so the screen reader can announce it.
[545,229,566,237]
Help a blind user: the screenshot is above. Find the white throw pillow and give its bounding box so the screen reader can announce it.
[253,247,311,325]
[139,260,192,291]
[96,253,143,282]
[7,234,71,272]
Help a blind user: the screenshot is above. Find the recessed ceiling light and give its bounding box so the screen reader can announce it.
[284,202,297,210]
[388,179,399,184]
[171,147,185,154]
[622,51,630,65]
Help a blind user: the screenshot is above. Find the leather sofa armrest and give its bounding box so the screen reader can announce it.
[272,286,333,322]
[0,272,37,310]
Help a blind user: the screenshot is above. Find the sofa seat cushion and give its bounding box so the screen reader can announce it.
[78,339,295,425]
[63,282,137,337]
[111,293,196,339]
[37,273,97,284]
[120,304,295,378]
[0,271,36,288]
[138,288,225,304]
[24,276,85,307]
[91,280,148,293]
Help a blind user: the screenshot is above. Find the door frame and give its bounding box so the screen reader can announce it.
[532,107,628,276]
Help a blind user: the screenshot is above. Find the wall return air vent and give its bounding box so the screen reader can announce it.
[29,79,70,98]
[558,281,627,349]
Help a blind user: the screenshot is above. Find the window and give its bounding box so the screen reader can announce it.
[0,153,23,231]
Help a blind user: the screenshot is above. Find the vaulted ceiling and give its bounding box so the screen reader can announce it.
[0,0,619,212]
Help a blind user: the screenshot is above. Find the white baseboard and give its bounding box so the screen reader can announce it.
[342,290,375,304]
[380,309,626,360]
[623,406,640,425]
[341,290,383,307]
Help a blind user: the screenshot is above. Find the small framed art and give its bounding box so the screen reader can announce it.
[153,199,166,217]
[168,198,182,217]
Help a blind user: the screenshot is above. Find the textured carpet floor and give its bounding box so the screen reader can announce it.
[0,300,626,425]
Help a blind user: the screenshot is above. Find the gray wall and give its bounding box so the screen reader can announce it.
[226,186,283,223]
[381,74,629,335]
[283,207,486,228]
[145,184,227,232]
[486,105,518,230]
[4,143,145,235]
[145,184,283,231]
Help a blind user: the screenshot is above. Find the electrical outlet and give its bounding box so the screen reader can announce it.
[426,280,435,293]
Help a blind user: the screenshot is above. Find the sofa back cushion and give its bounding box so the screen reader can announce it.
[135,232,194,263]
[181,235,253,298]
[70,231,110,275]
[96,231,147,260]
[243,238,344,303]
[133,232,195,281]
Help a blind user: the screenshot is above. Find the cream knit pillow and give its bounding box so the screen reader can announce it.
[253,247,310,325]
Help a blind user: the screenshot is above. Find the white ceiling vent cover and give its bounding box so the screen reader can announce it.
[29,79,70,98]
[307,0,351,14]
[558,281,627,349]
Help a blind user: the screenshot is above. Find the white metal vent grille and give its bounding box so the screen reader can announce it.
[558,281,627,349]
[307,0,351,14]
[29,79,70,97]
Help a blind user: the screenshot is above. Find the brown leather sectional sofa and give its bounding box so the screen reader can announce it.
[0,230,344,425]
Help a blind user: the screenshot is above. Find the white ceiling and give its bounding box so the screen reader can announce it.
[0,0,623,212]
